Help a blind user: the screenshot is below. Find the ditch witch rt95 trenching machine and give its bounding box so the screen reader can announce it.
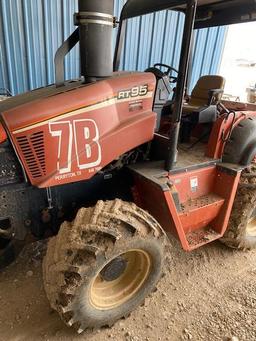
[0,0,256,333]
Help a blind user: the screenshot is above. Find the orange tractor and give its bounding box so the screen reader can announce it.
[0,0,256,333]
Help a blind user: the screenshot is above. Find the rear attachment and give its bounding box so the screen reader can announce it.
[130,161,241,251]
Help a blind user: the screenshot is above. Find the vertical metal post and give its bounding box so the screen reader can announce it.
[165,0,197,171]
[113,19,127,71]
[186,30,195,94]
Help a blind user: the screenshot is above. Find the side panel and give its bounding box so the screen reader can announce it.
[2,73,157,187]
[131,163,241,251]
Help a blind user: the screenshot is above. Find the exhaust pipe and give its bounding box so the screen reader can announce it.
[75,0,114,81]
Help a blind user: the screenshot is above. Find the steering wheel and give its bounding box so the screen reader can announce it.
[153,63,179,83]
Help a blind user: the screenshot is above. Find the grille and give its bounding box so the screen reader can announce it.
[16,131,46,179]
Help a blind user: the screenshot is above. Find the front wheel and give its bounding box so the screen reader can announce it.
[43,199,166,333]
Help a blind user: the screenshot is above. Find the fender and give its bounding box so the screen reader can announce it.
[223,116,256,165]
[207,111,256,164]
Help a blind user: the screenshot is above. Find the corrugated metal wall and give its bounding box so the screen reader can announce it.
[0,0,227,95]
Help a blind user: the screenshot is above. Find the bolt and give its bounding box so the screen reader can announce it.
[25,219,31,227]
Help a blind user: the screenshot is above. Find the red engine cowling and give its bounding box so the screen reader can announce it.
[1,72,156,188]
[0,123,7,144]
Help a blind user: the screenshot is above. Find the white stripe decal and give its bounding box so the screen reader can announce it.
[12,91,153,135]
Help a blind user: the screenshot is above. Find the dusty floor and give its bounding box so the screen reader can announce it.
[0,236,255,341]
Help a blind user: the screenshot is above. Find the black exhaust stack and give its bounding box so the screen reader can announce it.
[55,0,114,86]
[75,0,114,81]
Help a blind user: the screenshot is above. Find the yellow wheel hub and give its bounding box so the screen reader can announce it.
[246,216,256,237]
[90,249,151,310]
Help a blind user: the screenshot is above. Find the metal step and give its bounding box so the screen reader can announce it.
[179,193,225,233]
[186,227,222,251]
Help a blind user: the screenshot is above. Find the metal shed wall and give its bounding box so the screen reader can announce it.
[0,0,227,95]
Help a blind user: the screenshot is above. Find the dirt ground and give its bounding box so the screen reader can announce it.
[0,236,255,341]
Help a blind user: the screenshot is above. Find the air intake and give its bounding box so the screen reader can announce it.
[16,131,46,179]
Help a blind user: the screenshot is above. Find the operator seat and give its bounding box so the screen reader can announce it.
[179,75,225,142]
[183,75,225,114]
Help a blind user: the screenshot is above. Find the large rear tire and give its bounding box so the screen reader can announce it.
[221,164,256,249]
[43,199,166,333]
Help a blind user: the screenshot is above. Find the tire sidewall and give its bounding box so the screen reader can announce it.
[226,186,256,249]
[71,237,164,328]
[242,204,256,248]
